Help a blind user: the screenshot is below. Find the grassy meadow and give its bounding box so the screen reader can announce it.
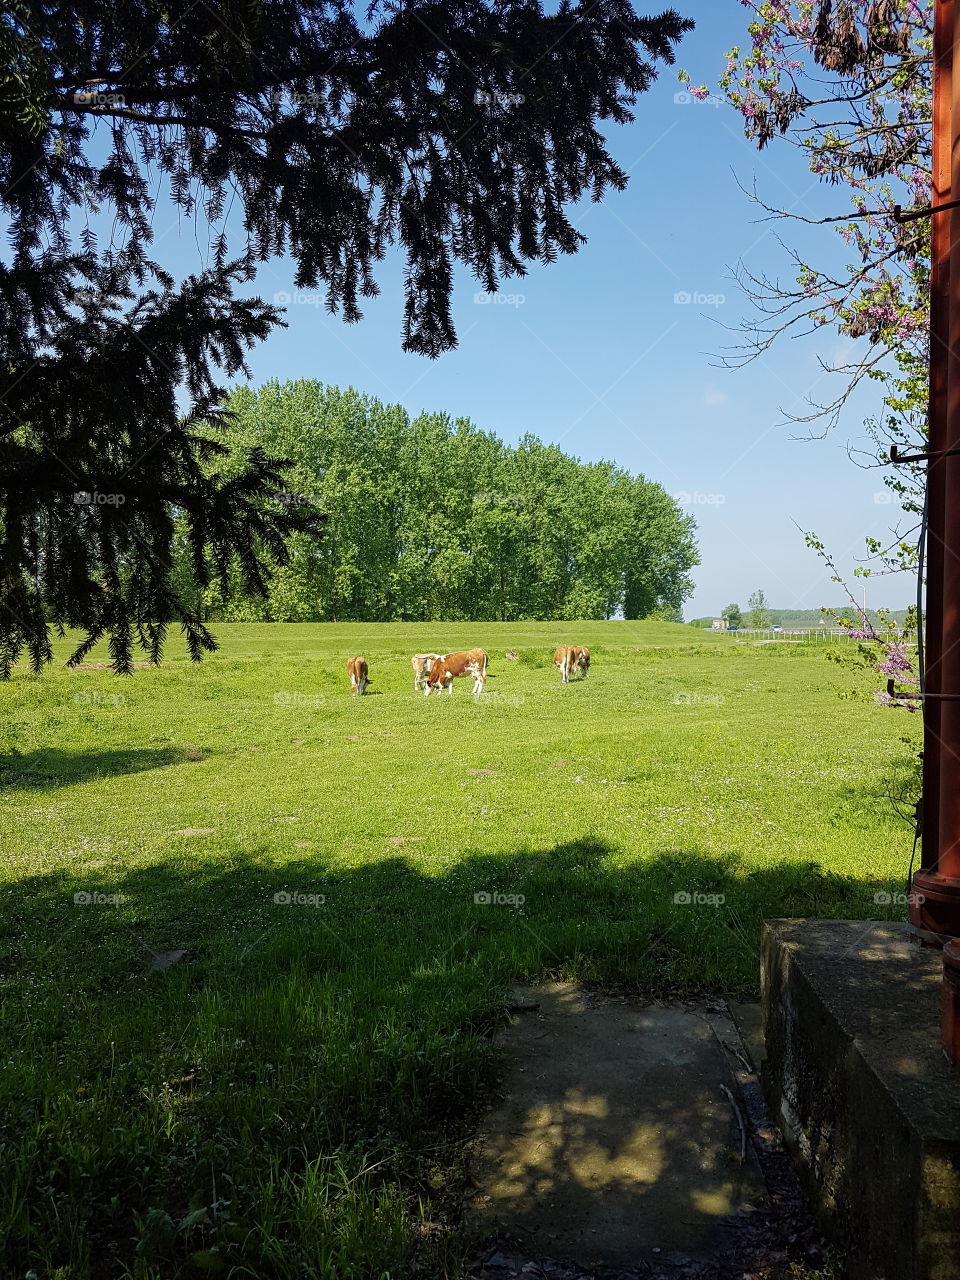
[0,621,919,1278]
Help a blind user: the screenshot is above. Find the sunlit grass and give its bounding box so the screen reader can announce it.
[0,622,917,1277]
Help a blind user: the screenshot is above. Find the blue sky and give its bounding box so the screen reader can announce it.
[144,0,915,619]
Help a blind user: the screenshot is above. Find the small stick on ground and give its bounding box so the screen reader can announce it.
[733,1046,754,1074]
[721,1082,747,1162]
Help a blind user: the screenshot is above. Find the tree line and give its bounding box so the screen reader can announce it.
[179,381,699,624]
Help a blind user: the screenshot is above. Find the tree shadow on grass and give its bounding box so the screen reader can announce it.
[0,839,915,1279]
[839,741,922,830]
[2,837,897,991]
[0,745,206,791]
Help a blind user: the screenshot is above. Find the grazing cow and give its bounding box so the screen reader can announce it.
[553,645,590,682]
[347,655,369,696]
[424,648,488,697]
[553,645,574,682]
[411,653,443,692]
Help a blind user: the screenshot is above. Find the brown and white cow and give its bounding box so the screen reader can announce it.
[424,648,488,697]
[347,655,369,696]
[411,653,443,692]
[553,645,590,683]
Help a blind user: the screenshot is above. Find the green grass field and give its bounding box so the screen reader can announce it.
[0,622,919,1278]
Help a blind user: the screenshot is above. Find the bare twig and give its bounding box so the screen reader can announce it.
[721,1082,748,1163]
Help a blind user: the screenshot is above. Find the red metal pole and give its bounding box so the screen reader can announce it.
[910,0,960,944]
[916,0,952,896]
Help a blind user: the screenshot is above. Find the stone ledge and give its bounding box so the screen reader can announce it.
[761,919,960,1280]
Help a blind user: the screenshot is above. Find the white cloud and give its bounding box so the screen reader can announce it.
[702,385,728,407]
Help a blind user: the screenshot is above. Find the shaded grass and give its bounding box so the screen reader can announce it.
[0,621,918,1277]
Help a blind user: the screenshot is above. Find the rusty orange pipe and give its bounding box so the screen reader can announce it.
[911,0,960,949]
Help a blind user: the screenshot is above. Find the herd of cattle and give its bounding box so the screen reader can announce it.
[345,645,590,697]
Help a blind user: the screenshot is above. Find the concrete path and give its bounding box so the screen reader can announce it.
[470,983,765,1270]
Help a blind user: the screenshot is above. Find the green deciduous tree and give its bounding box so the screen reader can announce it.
[193,381,699,622]
[748,589,769,629]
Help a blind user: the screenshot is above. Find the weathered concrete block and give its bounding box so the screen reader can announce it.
[762,920,960,1280]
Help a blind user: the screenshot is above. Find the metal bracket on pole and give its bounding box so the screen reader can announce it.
[889,444,960,464]
[894,198,960,222]
[887,680,960,703]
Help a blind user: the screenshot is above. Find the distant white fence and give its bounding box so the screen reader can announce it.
[733,627,845,639]
[717,627,917,643]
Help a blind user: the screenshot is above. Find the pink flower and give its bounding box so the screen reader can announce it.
[877,643,912,676]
